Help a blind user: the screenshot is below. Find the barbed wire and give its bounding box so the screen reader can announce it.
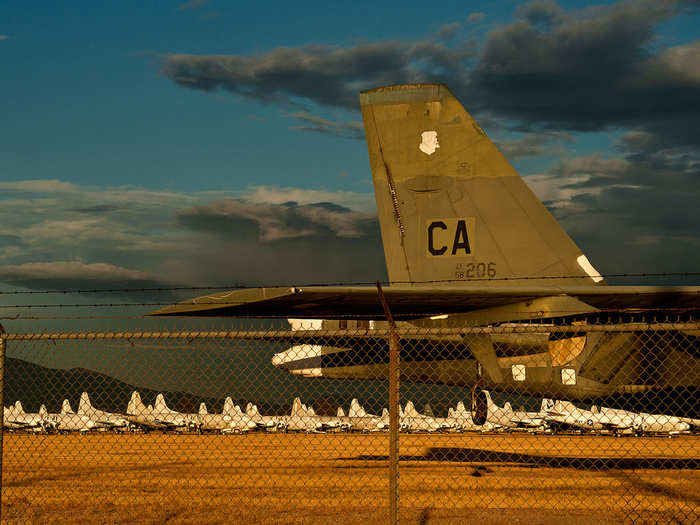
[1,271,699,296]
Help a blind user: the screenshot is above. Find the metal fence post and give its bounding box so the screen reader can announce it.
[376,283,399,524]
[0,323,5,522]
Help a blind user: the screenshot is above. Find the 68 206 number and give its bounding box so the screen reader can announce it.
[455,262,496,279]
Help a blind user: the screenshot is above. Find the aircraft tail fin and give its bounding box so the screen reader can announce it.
[199,403,208,416]
[222,397,234,416]
[360,84,603,286]
[61,399,73,415]
[291,397,305,418]
[405,401,419,418]
[39,404,48,418]
[154,393,169,414]
[381,408,389,419]
[78,392,92,415]
[15,401,24,414]
[337,407,345,418]
[349,398,366,418]
[127,391,147,416]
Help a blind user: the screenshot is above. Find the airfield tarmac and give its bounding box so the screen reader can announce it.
[1,433,698,524]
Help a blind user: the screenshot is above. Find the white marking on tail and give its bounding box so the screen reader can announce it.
[419,130,440,155]
[576,255,603,283]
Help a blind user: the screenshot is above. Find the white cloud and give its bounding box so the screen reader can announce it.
[245,186,375,212]
[0,261,154,283]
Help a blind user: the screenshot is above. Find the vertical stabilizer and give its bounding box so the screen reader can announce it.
[337,407,345,418]
[199,402,208,416]
[223,397,234,416]
[78,392,92,415]
[291,397,305,417]
[127,391,147,416]
[61,400,73,415]
[349,399,366,418]
[15,401,24,414]
[360,84,603,286]
[39,405,48,418]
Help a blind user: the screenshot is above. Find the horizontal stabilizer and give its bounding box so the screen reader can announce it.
[150,285,700,319]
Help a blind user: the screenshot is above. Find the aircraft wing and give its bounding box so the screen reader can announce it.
[150,285,700,319]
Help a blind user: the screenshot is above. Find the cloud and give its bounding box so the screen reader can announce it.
[496,131,572,160]
[177,0,209,9]
[160,40,475,111]
[435,22,461,41]
[0,180,383,290]
[160,0,700,146]
[470,2,700,134]
[289,112,364,140]
[244,186,376,212]
[0,261,171,294]
[523,136,700,277]
[467,12,486,24]
[177,199,377,241]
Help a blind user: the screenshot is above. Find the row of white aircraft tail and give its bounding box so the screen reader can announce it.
[3,391,698,435]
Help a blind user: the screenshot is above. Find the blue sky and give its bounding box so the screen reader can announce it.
[1,0,699,304]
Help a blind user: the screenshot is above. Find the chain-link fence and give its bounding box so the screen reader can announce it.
[1,318,698,523]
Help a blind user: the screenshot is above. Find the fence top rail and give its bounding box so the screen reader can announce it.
[2,322,700,341]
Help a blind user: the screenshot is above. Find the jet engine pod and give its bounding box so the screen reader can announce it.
[471,389,488,426]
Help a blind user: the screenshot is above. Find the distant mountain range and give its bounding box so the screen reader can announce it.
[4,357,274,415]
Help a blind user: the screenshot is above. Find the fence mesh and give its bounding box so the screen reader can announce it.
[1,318,698,523]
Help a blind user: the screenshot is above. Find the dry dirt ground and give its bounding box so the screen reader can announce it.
[1,432,698,524]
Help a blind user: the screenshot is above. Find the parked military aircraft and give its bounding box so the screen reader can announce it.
[43,400,97,432]
[3,401,45,430]
[78,392,129,430]
[153,83,699,418]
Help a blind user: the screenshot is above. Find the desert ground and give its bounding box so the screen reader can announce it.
[1,432,698,524]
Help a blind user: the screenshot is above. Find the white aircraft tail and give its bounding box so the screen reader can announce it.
[199,402,208,416]
[247,404,260,417]
[291,397,306,417]
[349,399,366,418]
[61,399,74,415]
[223,397,235,416]
[78,392,92,415]
[15,401,24,414]
[337,407,345,418]
[381,408,389,419]
[404,401,420,418]
[154,393,170,414]
[39,404,48,418]
[127,391,147,415]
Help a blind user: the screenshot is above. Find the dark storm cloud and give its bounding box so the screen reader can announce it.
[529,132,700,277]
[471,2,700,132]
[496,131,572,160]
[161,40,475,111]
[289,112,364,140]
[177,199,378,241]
[161,0,699,141]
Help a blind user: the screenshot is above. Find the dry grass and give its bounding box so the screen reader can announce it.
[2,432,698,524]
